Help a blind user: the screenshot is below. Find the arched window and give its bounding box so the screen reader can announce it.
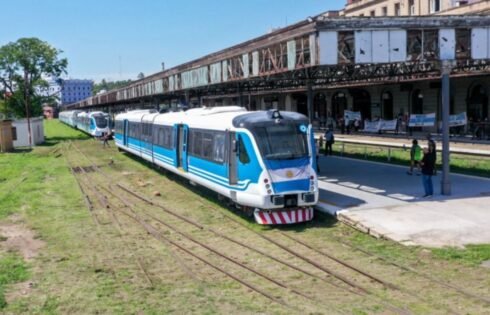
[381,91,394,120]
[467,84,488,121]
[411,90,424,115]
[332,92,347,119]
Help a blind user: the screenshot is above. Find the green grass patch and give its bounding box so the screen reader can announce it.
[43,119,90,145]
[431,244,490,266]
[330,142,490,178]
[0,254,30,309]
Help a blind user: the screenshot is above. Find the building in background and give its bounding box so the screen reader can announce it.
[35,77,62,105]
[61,79,93,106]
[340,0,490,17]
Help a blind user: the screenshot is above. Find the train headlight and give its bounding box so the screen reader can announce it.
[302,193,315,203]
[271,195,284,206]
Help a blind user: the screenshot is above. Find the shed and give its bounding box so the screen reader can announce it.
[0,120,14,152]
[12,117,45,147]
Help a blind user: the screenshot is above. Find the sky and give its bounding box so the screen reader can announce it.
[2,0,345,83]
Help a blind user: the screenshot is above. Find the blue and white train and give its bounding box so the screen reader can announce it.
[59,110,111,137]
[114,106,318,225]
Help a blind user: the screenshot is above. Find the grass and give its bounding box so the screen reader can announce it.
[0,119,488,313]
[0,254,30,309]
[431,244,490,266]
[330,142,490,178]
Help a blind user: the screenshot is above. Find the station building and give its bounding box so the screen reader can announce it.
[66,15,490,136]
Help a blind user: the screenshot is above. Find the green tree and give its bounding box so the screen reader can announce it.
[93,79,132,96]
[0,38,67,118]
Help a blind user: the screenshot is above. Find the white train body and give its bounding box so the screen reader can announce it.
[114,106,319,225]
[59,110,110,137]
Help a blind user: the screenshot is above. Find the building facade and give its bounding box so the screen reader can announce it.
[61,79,93,105]
[67,16,490,137]
[341,0,490,17]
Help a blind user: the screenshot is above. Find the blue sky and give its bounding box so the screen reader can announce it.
[2,0,345,82]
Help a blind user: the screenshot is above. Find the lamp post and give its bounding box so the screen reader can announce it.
[440,60,453,195]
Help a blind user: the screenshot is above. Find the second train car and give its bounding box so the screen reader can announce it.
[114,106,318,225]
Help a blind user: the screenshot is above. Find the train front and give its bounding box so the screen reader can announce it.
[236,110,318,225]
[91,112,110,137]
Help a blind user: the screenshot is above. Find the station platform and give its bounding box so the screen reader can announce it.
[315,156,490,248]
[314,132,490,156]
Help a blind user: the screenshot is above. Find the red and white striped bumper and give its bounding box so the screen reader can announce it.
[254,207,314,225]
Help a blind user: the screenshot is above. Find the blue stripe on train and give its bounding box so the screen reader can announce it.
[272,179,310,193]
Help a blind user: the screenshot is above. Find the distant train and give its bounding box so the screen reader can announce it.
[114,106,318,225]
[59,110,111,137]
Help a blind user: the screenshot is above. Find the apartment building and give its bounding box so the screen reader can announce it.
[341,0,489,17]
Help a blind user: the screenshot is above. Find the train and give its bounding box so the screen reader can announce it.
[59,110,111,137]
[114,106,318,225]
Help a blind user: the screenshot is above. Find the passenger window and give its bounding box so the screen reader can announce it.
[202,133,214,159]
[238,136,250,164]
[192,131,203,156]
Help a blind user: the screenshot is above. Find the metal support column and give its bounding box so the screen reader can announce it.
[307,82,313,123]
[441,61,452,195]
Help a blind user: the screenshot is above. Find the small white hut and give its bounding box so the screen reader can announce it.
[12,117,45,147]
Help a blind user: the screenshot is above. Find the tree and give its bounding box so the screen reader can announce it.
[137,72,145,80]
[0,38,67,118]
[92,79,132,96]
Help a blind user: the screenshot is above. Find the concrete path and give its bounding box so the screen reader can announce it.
[315,156,490,248]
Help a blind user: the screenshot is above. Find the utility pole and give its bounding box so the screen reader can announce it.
[307,81,313,123]
[441,60,452,195]
[24,71,32,147]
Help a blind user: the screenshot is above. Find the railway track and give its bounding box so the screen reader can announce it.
[65,142,336,313]
[66,140,490,314]
[69,143,411,313]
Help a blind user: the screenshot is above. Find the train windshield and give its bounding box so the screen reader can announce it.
[252,123,309,160]
[93,115,108,128]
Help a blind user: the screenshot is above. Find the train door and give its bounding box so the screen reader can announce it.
[227,132,238,185]
[143,123,153,161]
[176,124,188,171]
[123,120,129,146]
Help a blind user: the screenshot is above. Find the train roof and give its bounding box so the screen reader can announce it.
[233,110,308,128]
[116,106,248,130]
[115,106,310,130]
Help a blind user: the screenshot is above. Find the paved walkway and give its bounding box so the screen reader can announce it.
[315,156,490,248]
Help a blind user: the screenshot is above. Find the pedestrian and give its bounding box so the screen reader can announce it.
[407,139,422,175]
[420,146,436,198]
[324,128,334,156]
[102,130,111,148]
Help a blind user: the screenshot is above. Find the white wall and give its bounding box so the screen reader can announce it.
[12,117,45,147]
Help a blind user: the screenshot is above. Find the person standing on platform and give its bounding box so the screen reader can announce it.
[407,139,422,175]
[420,146,436,198]
[324,128,334,156]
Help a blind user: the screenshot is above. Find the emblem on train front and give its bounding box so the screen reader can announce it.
[286,170,294,178]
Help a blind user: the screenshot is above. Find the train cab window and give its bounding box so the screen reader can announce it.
[237,136,250,164]
[253,124,308,160]
[213,133,225,163]
[94,115,108,128]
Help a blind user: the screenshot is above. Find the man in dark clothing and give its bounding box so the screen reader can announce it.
[324,128,334,156]
[420,147,436,198]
